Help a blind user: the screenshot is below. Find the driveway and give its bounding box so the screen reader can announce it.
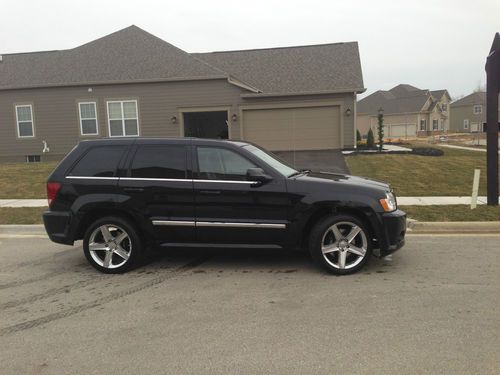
[273,149,349,174]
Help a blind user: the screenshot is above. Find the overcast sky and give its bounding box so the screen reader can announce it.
[1,0,499,98]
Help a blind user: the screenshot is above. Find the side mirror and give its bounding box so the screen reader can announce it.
[246,168,273,185]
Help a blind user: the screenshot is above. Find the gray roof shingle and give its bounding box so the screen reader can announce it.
[193,42,364,95]
[450,92,486,107]
[0,26,226,90]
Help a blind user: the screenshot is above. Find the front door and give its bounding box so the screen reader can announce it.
[118,141,195,243]
[192,144,290,245]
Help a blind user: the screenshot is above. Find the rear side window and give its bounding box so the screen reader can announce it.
[130,145,187,179]
[69,146,126,177]
[197,147,256,181]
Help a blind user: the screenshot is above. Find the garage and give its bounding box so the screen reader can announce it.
[241,106,341,151]
[388,124,417,138]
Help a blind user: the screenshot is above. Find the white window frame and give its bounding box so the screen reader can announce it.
[15,104,35,138]
[473,105,482,114]
[463,119,470,129]
[106,100,140,137]
[78,102,99,136]
[420,119,426,131]
[432,119,439,131]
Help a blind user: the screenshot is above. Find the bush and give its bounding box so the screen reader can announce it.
[411,147,444,156]
[367,129,375,148]
[356,129,362,142]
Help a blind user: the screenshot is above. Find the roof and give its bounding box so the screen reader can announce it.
[0,26,227,90]
[358,84,449,115]
[450,92,486,107]
[194,42,364,95]
[0,26,364,95]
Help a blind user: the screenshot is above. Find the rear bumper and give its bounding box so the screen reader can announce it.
[378,209,407,257]
[43,211,74,245]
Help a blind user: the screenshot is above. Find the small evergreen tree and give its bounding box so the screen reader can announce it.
[356,129,362,143]
[377,111,384,151]
[367,128,375,148]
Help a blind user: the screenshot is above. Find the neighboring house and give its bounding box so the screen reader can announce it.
[449,92,487,133]
[357,84,451,138]
[0,25,365,162]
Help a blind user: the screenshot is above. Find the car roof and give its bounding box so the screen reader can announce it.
[78,137,252,147]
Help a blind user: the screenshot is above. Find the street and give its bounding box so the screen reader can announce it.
[0,234,499,374]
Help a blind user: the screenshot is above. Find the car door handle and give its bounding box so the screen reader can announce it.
[199,190,221,195]
[123,187,145,192]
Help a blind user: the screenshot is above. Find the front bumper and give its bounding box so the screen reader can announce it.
[378,209,406,257]
[43,211,74,245]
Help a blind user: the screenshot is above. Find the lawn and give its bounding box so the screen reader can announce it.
[400,205,500,221]
[0,162,57,198]
[346,145,497,196]
[0,207,46,224]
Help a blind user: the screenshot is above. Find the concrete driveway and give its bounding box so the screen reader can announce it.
[273,150,349,174]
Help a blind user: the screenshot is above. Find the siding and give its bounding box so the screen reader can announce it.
[449,105,486,132]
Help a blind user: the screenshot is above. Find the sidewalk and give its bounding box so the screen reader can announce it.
[1,196,498,207]
[440,144,500,153]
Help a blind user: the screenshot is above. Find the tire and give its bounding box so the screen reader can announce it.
[83,216,142,274]
[309,214,372,275]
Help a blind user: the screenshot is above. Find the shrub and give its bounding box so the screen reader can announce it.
[356,129,362,142]
[367,128,375,148]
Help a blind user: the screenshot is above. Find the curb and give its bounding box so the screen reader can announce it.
[407,220,500,234]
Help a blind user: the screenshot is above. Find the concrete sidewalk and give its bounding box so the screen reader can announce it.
[0,196,498,208]
[440,144,500,153]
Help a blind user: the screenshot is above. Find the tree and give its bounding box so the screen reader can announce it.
[367,128,375,148]
[377,110,384,151]
[356,129,362,142]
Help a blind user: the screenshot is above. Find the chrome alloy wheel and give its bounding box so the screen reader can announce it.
[321,221,368,270]
[88,224,132,269]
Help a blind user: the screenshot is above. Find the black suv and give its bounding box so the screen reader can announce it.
[43,138,406,275]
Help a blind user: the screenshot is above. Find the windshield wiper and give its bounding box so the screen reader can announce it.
[288,169,311,178]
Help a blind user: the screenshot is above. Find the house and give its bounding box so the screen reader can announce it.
[357,84,451,138]
[449,92,487,133]
[0,25,365,162]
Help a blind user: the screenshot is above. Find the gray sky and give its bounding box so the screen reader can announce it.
[2,0,499,98]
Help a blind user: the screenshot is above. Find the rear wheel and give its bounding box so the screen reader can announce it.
[309,214,372,275]
[83,216,142,273]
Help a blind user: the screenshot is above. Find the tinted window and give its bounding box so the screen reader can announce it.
[197,147,256,181]
[70,146,125,177]
[131,145,187,179]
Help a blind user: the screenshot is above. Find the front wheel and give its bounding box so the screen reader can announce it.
[309,215,372,275]
[83,216,142,274]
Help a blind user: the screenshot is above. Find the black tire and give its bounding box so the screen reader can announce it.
[83,216,143,274]
[309,214,372,275]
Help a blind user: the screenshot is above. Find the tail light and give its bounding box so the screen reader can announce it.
[47,182,62,207]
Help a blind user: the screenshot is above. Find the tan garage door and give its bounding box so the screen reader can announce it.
[389,124,416,138]
[242,106,341,151]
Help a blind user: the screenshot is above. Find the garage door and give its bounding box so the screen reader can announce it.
[242,106,341,151]
[389,124,416,138]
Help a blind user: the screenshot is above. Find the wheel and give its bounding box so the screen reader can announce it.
[309,214,372,275]
[83,216,142,274]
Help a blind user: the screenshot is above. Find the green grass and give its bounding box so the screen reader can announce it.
[400,205,500,222]
[0,207,46,224]
[346,145,497,196]
[0,162,57,198]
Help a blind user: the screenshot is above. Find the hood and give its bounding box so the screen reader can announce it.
[296,171,391,191]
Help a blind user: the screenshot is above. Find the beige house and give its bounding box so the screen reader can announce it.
[449,92,487,133]
[0,26,365,162]
[357,84,451,138]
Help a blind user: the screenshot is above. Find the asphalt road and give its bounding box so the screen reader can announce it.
[0,234,499,374]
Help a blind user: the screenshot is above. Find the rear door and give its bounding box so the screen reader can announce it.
[118,140,195,243]
[193,143,290,245]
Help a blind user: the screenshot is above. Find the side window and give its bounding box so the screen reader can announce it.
[130,145,187,179]
[197,147,256,181]
[69,146,125,177]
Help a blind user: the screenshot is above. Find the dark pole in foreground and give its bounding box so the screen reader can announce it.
[485,32,500,205]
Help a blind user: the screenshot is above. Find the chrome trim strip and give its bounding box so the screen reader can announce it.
[120,177,190,182]
[194,179,256,185]
[66,176,119,180]
[196,221,286,229]
[152,220,196,227]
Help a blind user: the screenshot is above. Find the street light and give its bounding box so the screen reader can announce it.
[378,107,384,116]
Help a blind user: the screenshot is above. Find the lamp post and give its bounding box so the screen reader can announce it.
[377,107,384,152]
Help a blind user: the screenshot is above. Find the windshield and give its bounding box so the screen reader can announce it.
[241,144,298,177]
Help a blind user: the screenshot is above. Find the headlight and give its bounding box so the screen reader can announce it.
[379,192,397,212]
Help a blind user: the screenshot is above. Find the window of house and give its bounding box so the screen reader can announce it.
[473,105,482,114]
[130,145,187,179]
[432,119,439,130]
[441,103,447,112]
[107,100,139,137]
[26,155,41,163]
[440,120,444,130]
[69,146,126,177]
[15,105,35,138]
[79,102,98,135]
[420,119,427,131]
[463,119,470,130]
[196,147,257,181]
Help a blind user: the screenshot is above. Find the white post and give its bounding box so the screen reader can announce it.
[471,169,481,209]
